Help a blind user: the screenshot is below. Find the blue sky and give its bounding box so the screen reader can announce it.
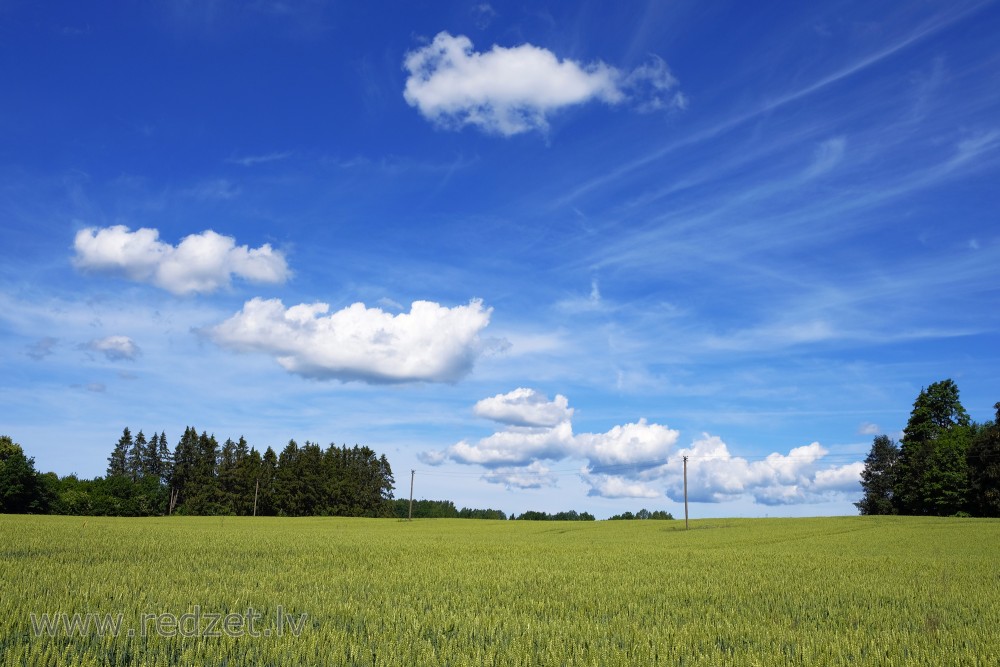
[2,0,998,518]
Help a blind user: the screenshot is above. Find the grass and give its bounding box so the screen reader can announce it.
[1,515,998,665]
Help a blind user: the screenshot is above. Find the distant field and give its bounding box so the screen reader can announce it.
[1,515,998,666]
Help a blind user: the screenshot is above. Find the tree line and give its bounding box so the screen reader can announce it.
[608,509,674,520]
[856,379,1000,517]
[514,510,596,521]
[1,427,396,517]
[390,499,508,520]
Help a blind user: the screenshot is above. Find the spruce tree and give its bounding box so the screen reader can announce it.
[156,431,172,485]
[107,428,132,478]
[855,435,899,515]
[128,430,147,481]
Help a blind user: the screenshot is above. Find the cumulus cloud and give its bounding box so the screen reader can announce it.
[473,387,573,427]
[482,461,557,490]
[426,389,678,499]
[450,421,575,466]
[84,335,141,361]
[656,436,860,505]
[426,388,864,503]
[72,225,289,295]
[206,297,495,383]
[402,32,683,136]
[812,462,866,492]
[576,419,679,467]
[583,473,662,499]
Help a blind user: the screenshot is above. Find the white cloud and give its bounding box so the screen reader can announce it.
[482,461,557,489]
[576,419,679,467]
[582,473,661,499]
[417,449,448,466]
[206,297,495,383]
[449,421,575,466]
[429,389,677,480]
[657,436,854,505]
[72,225,289,295]
[858,422,881,435]
[424,388,865,504]
[85,335,141,361]
[811,462,865,492]
[403,32,682,136]
[473,387,573,427]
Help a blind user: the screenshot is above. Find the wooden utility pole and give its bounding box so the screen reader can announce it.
[253,477,260,517]
[408,469,415,521]
[683,455,689,530]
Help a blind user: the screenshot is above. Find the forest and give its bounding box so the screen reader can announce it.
[856,379,1000,517]
[1,427,395,517]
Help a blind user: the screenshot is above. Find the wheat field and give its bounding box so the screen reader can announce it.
[1,515,997,666]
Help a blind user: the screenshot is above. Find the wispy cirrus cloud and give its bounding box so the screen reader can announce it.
[226,151,293,167]
[403,32,683,136]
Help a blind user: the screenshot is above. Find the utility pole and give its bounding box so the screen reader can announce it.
[408,469,415,521]
[683,455,689,530]
[253,477,260,517]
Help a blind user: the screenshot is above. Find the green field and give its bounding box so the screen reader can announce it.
[1,515,998,666]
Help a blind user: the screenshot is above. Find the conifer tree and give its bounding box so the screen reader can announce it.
[107,428,132,478]
[855,435,899,515]
[128,430,147,481]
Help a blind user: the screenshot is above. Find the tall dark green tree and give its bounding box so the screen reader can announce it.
[107,427,132,478]
[127,430,147,481]
[274,440,327,516]
[156,431,173,485]
[257,446,278,516]
[895,379,972,515]
[142,432,164,481]
[182,431,223,514]
[855,435,899,515]
[968,403,1000,517]
[217,437,240,514]
[231,440,261,516]
[170,427,199,510]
